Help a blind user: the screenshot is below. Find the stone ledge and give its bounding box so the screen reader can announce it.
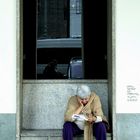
[21,129,112,138]
[23,80,108,84]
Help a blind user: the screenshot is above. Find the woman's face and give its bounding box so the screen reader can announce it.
[80,96,90,105]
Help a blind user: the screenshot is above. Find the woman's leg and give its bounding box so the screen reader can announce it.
[62,122,83,140]
[93,122,107,140]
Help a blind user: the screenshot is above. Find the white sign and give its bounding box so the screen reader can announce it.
[116,0,140,113]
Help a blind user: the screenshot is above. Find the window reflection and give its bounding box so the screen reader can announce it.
[37,0,82,39]
[23,0,107,79]
[37,0,82,79]
[37,0,69,39]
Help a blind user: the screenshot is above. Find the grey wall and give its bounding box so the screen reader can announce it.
[1,113,140,140]
[0,114,16,140]
[116,114,140,140]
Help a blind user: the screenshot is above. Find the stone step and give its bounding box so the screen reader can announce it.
[21,129,112,140]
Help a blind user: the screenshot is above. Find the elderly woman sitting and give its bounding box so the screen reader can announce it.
[62,85,109,140]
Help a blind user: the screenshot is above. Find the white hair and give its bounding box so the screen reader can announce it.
[76,85,91,98]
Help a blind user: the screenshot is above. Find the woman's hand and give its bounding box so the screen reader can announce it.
[77,96,84,107]
[74,96,84,115]
[87,114,96,123]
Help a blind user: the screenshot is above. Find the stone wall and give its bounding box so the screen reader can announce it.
[22,80,109,129]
